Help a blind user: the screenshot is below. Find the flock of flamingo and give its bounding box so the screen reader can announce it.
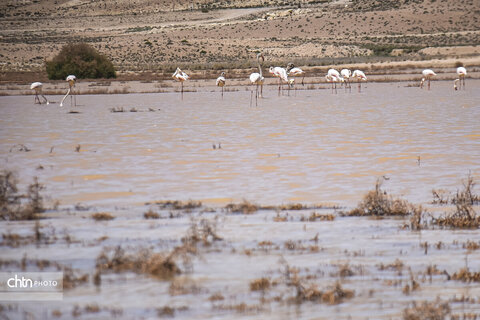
[30,54,468,106]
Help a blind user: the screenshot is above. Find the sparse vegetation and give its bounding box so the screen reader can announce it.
[0,171,46,220]
[402,299,451,320]
[344,179,413,217]
[432,176,480,229]
[91,212,115,221]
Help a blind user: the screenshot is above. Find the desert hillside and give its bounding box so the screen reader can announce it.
[0,0,479,80]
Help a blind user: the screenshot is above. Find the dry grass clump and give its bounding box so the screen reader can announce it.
[143,209,160,219]
[182,218,223,246]
[433,176,480,229]
[250,278,271,291]
[402,299,451,320]
[1,171,46,220]
[225,200,258,214]
[344,180,412,217]
[302,212,335,221]
[451,268,480,283]
[63,267,89,290]
[463,241,480,251]
[294,281,354,305]
[95,246,184,280]
[91,212,115,221]
[153,200,202,211]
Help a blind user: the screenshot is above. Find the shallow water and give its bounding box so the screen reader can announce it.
[1,81,480,319]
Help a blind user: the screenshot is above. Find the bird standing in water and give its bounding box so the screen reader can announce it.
[60,75,76,107]
[30,82,49,104]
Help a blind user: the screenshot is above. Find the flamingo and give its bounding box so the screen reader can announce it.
[420,69,436,90]
[326,69,343,93]
[454,66,467,90]
[30,82,49,104]
[60,75,76,107]
[172,67,189,97]
[286,63,305,86]
[340,69,352,91]
[352,70,367,92]
[269,66,290,94]
[249,52,265,100]
[216,72,226,97]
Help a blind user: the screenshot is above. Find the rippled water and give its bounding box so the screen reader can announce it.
[1,81,479,319]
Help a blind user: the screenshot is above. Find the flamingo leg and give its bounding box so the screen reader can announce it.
[34,93,40,104]
[301,75,305,86]
[60,88,71,107]
[428,79,431,90]
[41,94,49,104]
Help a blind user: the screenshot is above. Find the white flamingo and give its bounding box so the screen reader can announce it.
[352,70,367,92]
[60,75,76,107]
[286,63,305,86]
[454,66,467,90]
[249,52,265,99]
[340,68,352,91]
[30,82,49,104]
[326,69,343,93]
[216,71,226,97]
[420,69,436,90]
[269,66,290,94]
[172,67,189,97]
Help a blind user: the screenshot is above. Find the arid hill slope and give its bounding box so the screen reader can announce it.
[0,0,479,78]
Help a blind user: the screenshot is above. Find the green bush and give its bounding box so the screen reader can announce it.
[46,43,116,80]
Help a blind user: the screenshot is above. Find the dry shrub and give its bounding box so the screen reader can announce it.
[250,278,271,291]
[276,203,305,210]
[182,218,222,246]
[84,304,100,313]
[91,212,114,221]
[295,281,354,305]
[1,171,46,220]
[433,176,479,229]
[451,268,480,283]
[403,300,451,320]
[143,209,160,219]
[225,200,258,214]
[208,293,225,301]
[96,246,183,280]
[157,306,175,317]
[378,259,404,272]
[344,180,412,217]
[154,200,202,211]
[63,267,89,290]
[409,205,427,230]
[463,241,480,251]
[306,212,335,221]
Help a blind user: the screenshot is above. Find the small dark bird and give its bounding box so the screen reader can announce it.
[75,144,81,152]
[417,156,421,166]
[212,144,216,150]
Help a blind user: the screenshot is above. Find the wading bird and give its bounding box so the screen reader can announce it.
[216,72,226,97]
[60,75,76,107]
[30,82,49,104]
[172,67,189,97]
[249,52,265,100]
[454,66,467,90]
[286,63,305,86]
[352,70,367,92]
[340,68,352,91]
[420,69,436,90]
[326,69,343,93]
[269,66,290,94]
